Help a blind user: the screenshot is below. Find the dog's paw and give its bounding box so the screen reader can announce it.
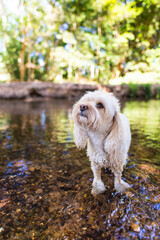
[115,180,130,193]
[91,180,106,196]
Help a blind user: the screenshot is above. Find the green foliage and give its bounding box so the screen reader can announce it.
[128,83,139,98]
[144,84,152,99]
[128,83,153,99]
[155,87,160,99]
[1,38,21,80]
[0,0,160,82]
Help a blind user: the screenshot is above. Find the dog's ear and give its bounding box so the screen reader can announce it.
[104,112,126,170]
[73,123,88,149]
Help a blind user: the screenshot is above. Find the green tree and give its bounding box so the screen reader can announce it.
[0,0,159,83]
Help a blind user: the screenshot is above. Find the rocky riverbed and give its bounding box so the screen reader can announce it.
[0,99,160,239]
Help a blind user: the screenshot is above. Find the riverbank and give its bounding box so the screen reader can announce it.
[0,82,160,100]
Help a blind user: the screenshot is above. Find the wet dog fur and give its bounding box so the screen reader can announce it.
[72,90,131,195]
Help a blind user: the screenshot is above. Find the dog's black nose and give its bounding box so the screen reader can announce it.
[80,105,88,111]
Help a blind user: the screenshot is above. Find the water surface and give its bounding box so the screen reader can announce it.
[0,99,159,239]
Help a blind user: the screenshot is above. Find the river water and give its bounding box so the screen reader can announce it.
[0,99,159,239]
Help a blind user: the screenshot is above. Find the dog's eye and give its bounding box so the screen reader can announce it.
[96,103,104,109]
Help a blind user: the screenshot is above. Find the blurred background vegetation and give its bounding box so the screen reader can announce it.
[0,0,160,85]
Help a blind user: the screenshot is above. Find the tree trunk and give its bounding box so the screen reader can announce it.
[90,64,95,79]
[19,41,26,82]
[27,55,31,82]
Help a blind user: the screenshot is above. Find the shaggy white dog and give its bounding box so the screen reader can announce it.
[72,90,131,195]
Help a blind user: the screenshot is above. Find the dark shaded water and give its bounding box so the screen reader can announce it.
[0,99,159,240]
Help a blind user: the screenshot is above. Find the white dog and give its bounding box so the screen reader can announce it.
[72,90,131,195]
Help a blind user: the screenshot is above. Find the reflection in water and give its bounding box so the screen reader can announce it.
[0,99,159,239]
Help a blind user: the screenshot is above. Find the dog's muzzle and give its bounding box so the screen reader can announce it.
[80,104,88,117]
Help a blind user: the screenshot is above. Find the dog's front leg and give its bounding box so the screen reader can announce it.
[91,161,106,195]
[114,171,130,193]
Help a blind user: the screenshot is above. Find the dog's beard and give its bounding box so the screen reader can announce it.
[76,107,101,131]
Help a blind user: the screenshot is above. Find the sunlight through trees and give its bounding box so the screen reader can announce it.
[0,0,160,83]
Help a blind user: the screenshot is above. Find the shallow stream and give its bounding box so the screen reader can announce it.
[0,99,159,239]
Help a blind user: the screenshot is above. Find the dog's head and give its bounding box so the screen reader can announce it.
[72,90,120,132]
